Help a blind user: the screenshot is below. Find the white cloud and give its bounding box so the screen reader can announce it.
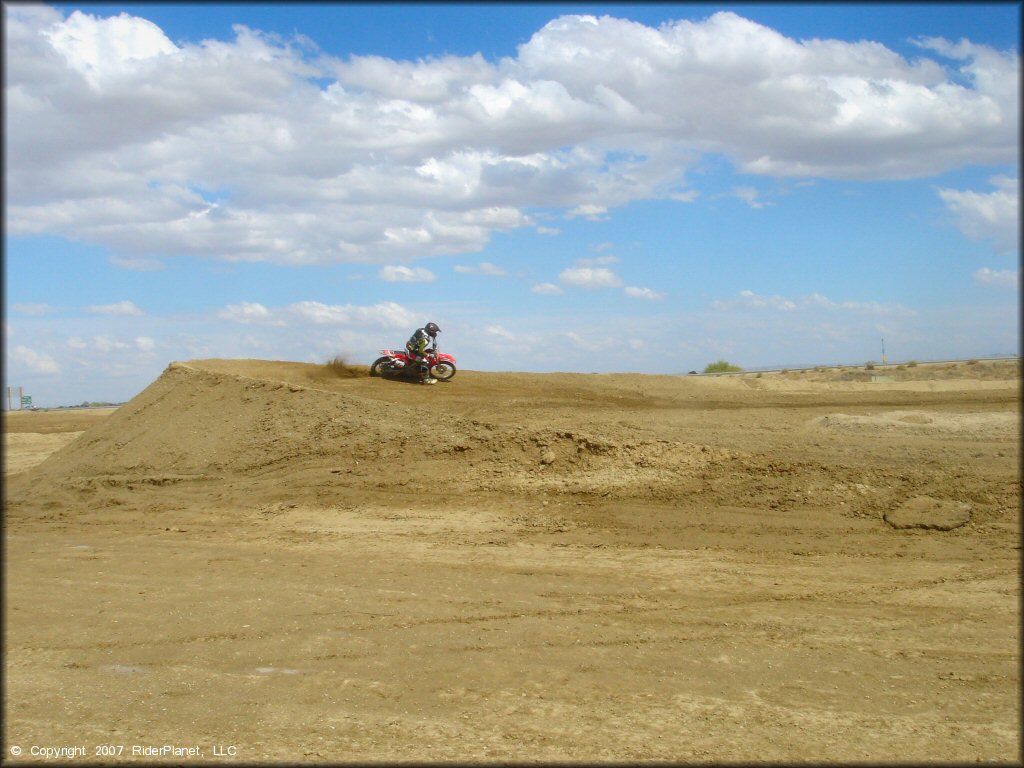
[731,186,771,209]
[805,292,916,316]
[714,289,914,316]
[670,189,700,202]
[973,267,1018,288]
[287,302,350,324]
[217,302,283,325]
[454,261,507,276]
[559,266,623,288]
[531,282,564,295]
[11,345,61,374]
[480,323,544,356]
[4,7,1019,266]
[84,300,143,316]
[93,335,130,352]
[575,255,619,266]
[625,286,666,301]
[12,303,57,315]
[379,265,437,282]
[41,9,179,88]
[937,176,1019,255]
[62,334,157,355]
[563,330,603,352]
[484,324,516,342]
[287,301,414,329]
[714,289,797,312]
[566,204,610,221]
[216,299,414,329]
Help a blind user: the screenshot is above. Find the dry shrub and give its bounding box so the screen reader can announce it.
[703,359,743,374]
[324,355,362,378]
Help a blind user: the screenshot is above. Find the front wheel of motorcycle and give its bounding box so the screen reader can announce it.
[430,361,456,381]
[369,357,391,377]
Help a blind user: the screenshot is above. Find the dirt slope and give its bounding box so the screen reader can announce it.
[3,358,1020,762]
[9,359,1019,534]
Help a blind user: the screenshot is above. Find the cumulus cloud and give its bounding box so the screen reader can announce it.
[217,299,414,330]
[41,9,178,88]
[11,345,60,374]
[217,302,282,325]
[531,282,564,295]
[625,286,666,300]
[454,261,507,276]
[714,289,798,311]
[84,300,143,315]
[12,303,58,315]
[5,6,1019,266]
[93,335,131,352]
[563,330,603,352]
[973,267,1018,288]
[484,324,516,342]
[559,266,623,288]
[937,175,1019,255]
[566,204,610,221]
[731,186,771,209]
[482,323,542,355]
[109,255,165,271]
[714,289,915,315]
[575,255,619,266]
[379,265,437,282]
[287,300,413,328]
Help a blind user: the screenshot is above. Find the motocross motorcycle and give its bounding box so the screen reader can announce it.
[369,345,456,381]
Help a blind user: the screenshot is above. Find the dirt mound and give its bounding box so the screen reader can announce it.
[7,358,1018,527]
[7,361,743,509]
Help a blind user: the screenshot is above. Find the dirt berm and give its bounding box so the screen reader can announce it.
[4,358,1020,762]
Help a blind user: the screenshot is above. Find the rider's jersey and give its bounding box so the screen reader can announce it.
[406,328,433,358]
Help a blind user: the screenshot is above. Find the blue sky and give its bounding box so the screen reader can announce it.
[4,2,1020,406]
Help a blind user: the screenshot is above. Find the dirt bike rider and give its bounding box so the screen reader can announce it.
[405,322,441,384]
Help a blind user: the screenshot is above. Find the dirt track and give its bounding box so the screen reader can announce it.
[3,359,1020,762]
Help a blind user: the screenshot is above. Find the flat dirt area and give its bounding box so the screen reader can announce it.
[4,359,1020,763]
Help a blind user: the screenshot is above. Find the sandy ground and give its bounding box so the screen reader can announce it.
[3,359,1020,763]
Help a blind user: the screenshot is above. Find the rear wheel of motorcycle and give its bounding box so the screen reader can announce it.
[430,361,456,381]
[369,357,391,377]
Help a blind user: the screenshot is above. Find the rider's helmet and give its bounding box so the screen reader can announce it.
[424,322,441,337]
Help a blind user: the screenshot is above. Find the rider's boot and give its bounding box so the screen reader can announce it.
[416,360,437,384]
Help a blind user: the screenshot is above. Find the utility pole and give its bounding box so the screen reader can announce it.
[881,337,886,367]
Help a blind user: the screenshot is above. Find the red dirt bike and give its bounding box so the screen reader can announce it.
[369,346,457,381]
